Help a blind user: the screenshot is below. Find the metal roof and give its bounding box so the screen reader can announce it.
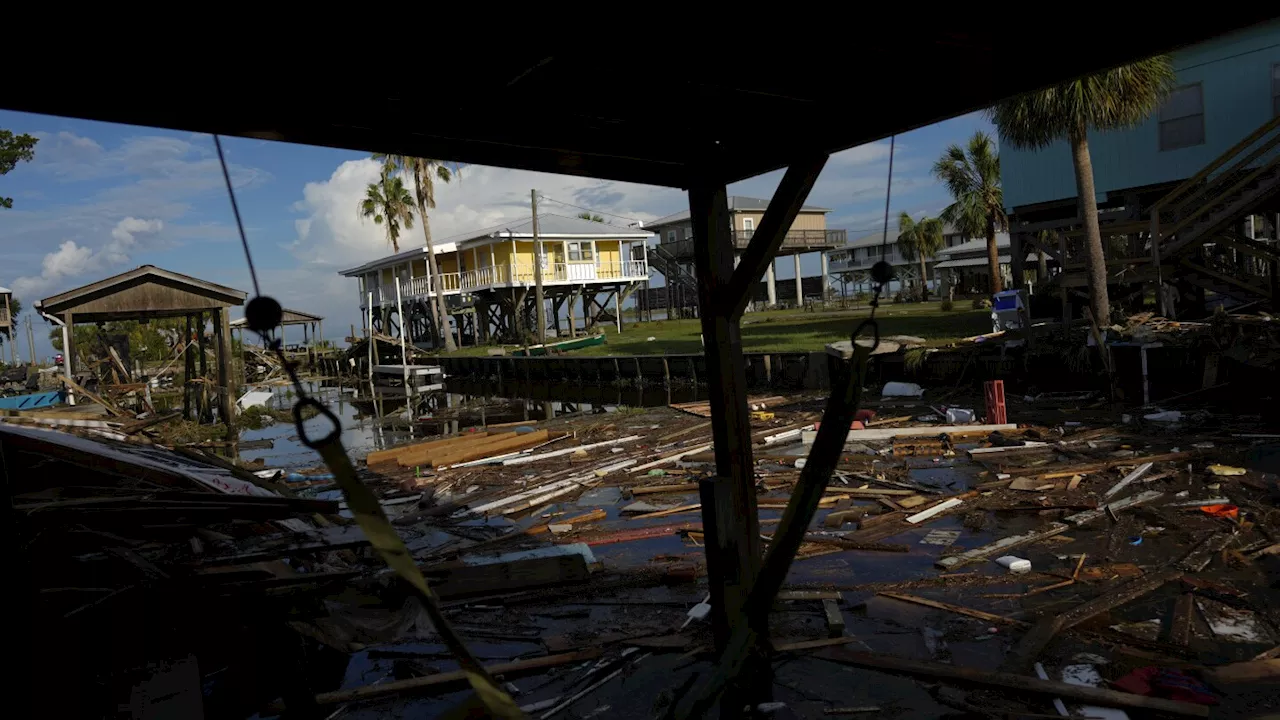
[645,197,831,229]
[935,236,1012,257]
[6,18,1267,189]
[339,214,650,276]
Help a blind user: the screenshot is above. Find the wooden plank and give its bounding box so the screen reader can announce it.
[1063,490,1164,526]
[777,590,843,602]
[630,502,701,520]
[422,553,590,599]
[878,592,1028,627]
[630,443,713,473]
[814,649,1209,718]
[419,431,552,468]
[525,508,607,535]
[906,497,963,524]
[824,599,845,637]
[1168,593,1196,646]
[502,435,643,465]
[1178,533,1234,572]
[631,482,701,496]
[771,637,858,653]
[1001,568,1181,673]
[1207,659,1279,684]
[367,432,490,465]
[272,649,601,709]
[845,424,1018,442]
[1004,452,1192,478]
[1104,462,1153,498]
[56,374,126,417]
[936,523,1070,569]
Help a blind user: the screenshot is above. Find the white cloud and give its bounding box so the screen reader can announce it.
[104,216,164,263]
[10,217,166,300]
[288,159,680,269]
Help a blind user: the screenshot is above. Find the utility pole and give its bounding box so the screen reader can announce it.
[532,189,547,344]
[25,316,35,366]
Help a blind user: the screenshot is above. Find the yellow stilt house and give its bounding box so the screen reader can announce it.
[340,214,651,346]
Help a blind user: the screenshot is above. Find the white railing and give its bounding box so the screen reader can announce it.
[365,260,650,305]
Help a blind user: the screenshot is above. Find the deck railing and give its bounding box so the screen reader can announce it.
[363,260,649,306]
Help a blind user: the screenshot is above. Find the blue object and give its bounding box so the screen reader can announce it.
[0,389,66,411]
[285,472,335,483]
[1128,536,1143,545]
[514,426,536,434]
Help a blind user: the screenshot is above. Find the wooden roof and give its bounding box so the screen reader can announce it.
[4,17,1273,189]
[231,308,321,327]
[36,265,247,322]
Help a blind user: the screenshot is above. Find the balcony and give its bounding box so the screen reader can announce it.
[0,308,8,327]
[659,228,846,259]
[364,259,649,307]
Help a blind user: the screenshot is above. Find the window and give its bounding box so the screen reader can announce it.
[1159,84,1205,151]
[568,242,593,262]
[667,230,675,243]
[1273,63,1279,117]
[742,217,754,234]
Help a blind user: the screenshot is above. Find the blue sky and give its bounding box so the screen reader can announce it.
[0,108,994,359]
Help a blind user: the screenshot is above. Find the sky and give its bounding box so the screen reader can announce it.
[0,109,995,361]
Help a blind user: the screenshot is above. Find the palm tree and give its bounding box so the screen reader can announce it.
[357,174,415,253]
[374,154,460,352]
[896,212,945,301]
[934,131,1007,295]
[990,57,1176,323]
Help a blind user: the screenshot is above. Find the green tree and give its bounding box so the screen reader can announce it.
[1,129,38,209]
[896,212,945,301]
[373,155,460,352]
[990,57,1176,322]
[357,173,415,253]
[576,212,604,222]
[934,131,1007,295]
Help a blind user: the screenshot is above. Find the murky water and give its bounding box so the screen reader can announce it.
[238,382,422,469]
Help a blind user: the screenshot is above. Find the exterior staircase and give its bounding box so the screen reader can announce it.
[1148,115,1280,310]
[648,244,698,295]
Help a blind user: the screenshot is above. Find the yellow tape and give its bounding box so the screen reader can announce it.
[315,442,524,718]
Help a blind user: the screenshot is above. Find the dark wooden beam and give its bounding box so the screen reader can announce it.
[690,181,761,658]
[725,155,829,317]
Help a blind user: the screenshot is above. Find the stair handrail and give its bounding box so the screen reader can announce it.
[1151,115,1280,217]
[1150,115,1280,314]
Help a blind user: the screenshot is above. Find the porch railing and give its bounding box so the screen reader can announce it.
[363,260,650,306]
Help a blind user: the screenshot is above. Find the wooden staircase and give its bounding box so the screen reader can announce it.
[648,244,699,295]
[1149,115,1280,311]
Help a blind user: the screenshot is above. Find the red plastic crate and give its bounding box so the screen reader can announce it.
[984,380,1007,425]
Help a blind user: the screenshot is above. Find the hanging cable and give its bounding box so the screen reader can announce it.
[213,136,524,718]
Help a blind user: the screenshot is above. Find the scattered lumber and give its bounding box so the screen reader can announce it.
[1004,451,1193,478]
[631,482,701,496]
[845,424,1018,442]
[271,649,602,709]
[814,649,1210,718]
[1206,659,1279,684]
[1178,532,1235,572]
[1001,568,1182,673]
[936,523,1070,570]
[877,592,1027,627]
[367,432,489,465]
[421,548,592,599]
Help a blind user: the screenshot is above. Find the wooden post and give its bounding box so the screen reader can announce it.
[395,277,410,398]
[793,252,804,307]
[62,311,76,406]
[195,312,208,421]
[215,308,236,433]
[1011,232,1026,291]
[1059,232,1070,333]
[616,284,624,335]
[566,288,577,339]
[689,180,761,650]
[532,189,547,344]
[3,293,13,365]
[183,314,194,421]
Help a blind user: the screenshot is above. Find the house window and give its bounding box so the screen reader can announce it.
[568,242,593,262]
[667,230,676,243]
[742,218,754,234]
[1159,84,1205,151]
[1273,63,1280,117]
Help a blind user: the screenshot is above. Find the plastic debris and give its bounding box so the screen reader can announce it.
[995,556,1031,574]
[944,408,975,423]
[1207,464,1246,476]
[1143,410,1183,422]
[1198,504,1239,519]
[882,381,925,398]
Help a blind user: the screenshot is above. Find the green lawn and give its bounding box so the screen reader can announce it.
[451,302,993,357]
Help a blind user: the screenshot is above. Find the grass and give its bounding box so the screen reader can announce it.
[450,302,991,357]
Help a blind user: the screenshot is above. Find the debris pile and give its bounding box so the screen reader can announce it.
[8,381,1278,717]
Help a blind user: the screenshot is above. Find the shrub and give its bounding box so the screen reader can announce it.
[940,299,954,312]
[972,298,992,310]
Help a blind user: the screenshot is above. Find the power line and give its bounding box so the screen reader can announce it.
[536,195,647,227]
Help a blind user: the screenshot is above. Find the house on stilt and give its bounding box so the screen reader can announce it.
[339,214,651,347]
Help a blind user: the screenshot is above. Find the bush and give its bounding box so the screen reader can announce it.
[940,299,954,312]
[972,298,992,310]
